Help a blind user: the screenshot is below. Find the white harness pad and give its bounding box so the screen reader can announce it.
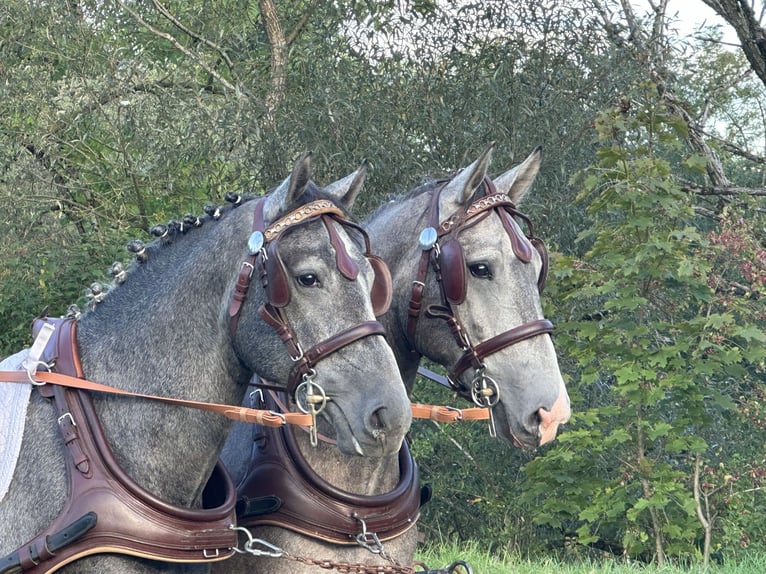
[0,348,32,503]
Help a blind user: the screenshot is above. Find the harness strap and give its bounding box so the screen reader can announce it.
[450,318,555,384]
[257,303,388,395]
[405,183,445,353]
[0,368,314,428]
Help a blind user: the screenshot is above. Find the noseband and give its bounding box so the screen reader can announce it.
[228,197,393,444]
[406,176,553,435]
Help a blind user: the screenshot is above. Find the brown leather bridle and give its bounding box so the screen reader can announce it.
[406,176,553,435]
[228,197,394,444]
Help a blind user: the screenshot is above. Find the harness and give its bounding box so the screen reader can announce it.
[1,197,397,573]
[233,390,422,551]
[406,176,553,436]
[0,317,238,574]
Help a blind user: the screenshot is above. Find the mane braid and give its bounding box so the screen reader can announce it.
[73,195,263,313]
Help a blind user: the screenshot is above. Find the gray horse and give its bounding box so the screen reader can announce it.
[0,152,411,573]
[218,144,570,572]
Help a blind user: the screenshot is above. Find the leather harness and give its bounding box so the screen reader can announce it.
[233,390,423,547]
[0,316,238,574]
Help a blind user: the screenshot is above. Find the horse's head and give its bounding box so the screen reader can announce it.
[231,153,411,457]
[407,144,570,447]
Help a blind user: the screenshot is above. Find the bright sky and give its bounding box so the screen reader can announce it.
[653,0,739,45]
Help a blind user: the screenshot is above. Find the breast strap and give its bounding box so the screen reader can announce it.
[233,392,422,546]
[0,316,237,574]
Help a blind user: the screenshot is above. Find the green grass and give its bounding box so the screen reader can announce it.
[415,541,766,573]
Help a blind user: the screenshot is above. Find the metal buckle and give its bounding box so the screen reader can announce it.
[289,341,305,362]
[240,261,255,278]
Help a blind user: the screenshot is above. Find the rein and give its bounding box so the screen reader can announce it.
[405,175,553,436]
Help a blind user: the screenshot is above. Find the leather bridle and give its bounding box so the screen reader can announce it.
[406,176,553,435]
[228,197,394,444]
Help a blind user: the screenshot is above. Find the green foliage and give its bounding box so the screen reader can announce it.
[521,82,766,563]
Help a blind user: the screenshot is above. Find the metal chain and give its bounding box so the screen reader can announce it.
[231,525,472,573]
[282,552,417,573]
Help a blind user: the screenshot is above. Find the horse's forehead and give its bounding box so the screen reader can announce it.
[278,219,367,267]
[460,213,540,272]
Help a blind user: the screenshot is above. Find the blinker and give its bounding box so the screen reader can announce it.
[418,227,437,251]
[247,231,265,256]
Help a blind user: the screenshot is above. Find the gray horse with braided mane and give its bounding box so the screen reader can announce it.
[0,152,411,573]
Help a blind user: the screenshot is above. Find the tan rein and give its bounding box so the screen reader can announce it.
[0,369,488,426]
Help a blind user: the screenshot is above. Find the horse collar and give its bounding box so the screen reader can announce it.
[233,390,422,547]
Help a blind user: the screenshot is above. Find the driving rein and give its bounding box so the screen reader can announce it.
[407,175,553,436]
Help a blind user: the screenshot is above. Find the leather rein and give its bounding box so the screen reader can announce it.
[406,175,554,436]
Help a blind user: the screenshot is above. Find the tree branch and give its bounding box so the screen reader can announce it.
[114,0,237,93]
[149,0,236,72]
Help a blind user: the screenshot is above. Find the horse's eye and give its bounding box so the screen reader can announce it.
[297,273,320,287]
[469,262,492,279]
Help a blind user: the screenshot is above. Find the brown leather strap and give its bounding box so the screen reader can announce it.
[0,369,313,428]
[405,184,446,352]
[410,403,490,422]
[450,318,554,381]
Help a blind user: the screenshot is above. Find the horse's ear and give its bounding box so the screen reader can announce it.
[263,151,313,222]
[324,160,368,211]
[493,146,542,204]
[438,142,494,217]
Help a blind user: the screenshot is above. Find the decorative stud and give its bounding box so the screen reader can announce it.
[203,204,222,220]
[418,227,438,251]
[247,231,265,256]
[109,262,127,284]
[127,239,148,263]
[224,191,242,206]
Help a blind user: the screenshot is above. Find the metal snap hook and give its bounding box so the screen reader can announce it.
[230,525,283,558]
[352,513,384,554]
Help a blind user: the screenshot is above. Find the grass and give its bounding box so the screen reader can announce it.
[415,541,766,573]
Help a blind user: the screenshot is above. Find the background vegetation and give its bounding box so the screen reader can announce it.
[2,0,766,567]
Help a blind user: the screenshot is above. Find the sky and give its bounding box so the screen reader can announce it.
[653,0,740,45]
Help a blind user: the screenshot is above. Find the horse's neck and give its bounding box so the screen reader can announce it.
[293,431,401,495]
[74,204,254,505]
[365,193,431,390]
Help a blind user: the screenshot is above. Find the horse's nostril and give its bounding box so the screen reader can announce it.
[370,407,386,429]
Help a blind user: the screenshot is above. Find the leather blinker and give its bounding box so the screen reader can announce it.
[264,241,291,308]
[368,254,393,316]
[439,238,467,305]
